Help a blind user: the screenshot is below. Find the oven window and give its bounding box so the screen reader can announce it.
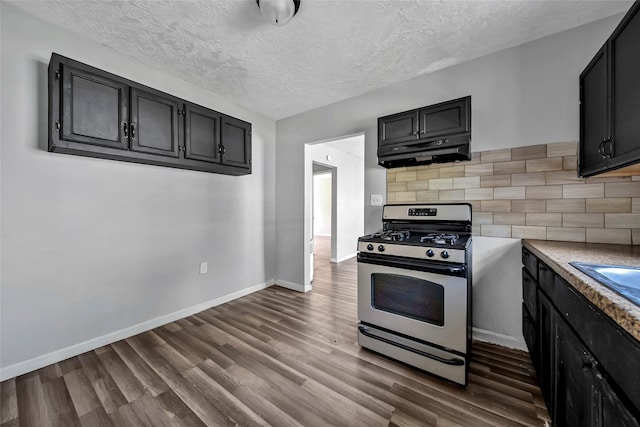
[371,273,444,326]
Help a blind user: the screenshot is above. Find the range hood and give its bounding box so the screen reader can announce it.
[378,134,470,168]
[377,96,471,168]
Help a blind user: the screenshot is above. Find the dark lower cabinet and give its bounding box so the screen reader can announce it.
[538,292,557,415]
[555,309,597,426]
[522,246,640,426]
[49,53,251,176]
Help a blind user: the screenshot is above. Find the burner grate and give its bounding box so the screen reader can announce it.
[419,233,459,245]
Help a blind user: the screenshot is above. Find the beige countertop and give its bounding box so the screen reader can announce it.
[522,239,640,342]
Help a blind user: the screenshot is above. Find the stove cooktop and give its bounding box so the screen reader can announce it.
[359,231,470,250]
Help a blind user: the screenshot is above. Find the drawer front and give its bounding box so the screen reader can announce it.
[538,261,555,299]
[522,268,538,323]
[522,247,539,279]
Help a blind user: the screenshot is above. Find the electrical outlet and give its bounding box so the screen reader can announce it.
[199,262,208,274]
[370,194,383,207]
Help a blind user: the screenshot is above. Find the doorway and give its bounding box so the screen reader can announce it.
[311,166,333,281]
[303,133,365,289]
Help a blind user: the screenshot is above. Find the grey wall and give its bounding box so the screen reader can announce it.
[0,4,276,377]
[275,14,622,345]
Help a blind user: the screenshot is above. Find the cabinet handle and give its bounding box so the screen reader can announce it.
[123,122,128,138]
[599,138,612,159]
[604,139,612,158]
[130,124,136,140]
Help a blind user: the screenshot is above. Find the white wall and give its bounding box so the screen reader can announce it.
[0,4,276,378]
[275,15,622,346]
[313,173,332,236]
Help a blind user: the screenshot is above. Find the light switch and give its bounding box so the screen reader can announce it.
[370,194,383,207]
[200,262,208,274]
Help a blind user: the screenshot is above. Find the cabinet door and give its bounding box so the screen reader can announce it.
[418,97,470,140]
[610,3,640,170]
[184,103,221,164]
[555,315,597,427]
[597,373,640,427]
[522,304,539,373]
[60,62,129,150]
[522,269,538,323]
[579,45,610,177]
[378,110,420,145]
[220,115,251,169]
[130,88,180,158]
[538,292,558,419]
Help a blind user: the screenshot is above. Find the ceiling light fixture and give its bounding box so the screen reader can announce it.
[256,0,301,26]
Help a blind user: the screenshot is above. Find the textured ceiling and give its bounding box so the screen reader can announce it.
[10,0,634,120]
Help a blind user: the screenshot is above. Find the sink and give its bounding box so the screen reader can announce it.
[570,262,640,307]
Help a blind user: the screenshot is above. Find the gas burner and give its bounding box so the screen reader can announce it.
[420,233,459,245]
[372,230,411,241]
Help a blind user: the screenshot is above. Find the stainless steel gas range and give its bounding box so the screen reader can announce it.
[357,203,472,386]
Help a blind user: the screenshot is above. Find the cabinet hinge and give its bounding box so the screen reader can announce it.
[55,120,60,130]
[55,71,60,80]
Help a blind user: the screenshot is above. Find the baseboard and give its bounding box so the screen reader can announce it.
[472,327,527,351]
[330,252,357,263]
[275,280,311,293]
[0,279,275,381]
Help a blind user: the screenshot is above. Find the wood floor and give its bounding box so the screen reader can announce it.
[1,236,550,426]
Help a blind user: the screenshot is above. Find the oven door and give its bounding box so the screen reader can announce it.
[358,256,468,353]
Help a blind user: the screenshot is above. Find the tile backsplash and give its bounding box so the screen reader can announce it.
[386,142,640,245]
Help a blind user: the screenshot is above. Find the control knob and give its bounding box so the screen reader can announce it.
[367,244,374,251]
[441,250,450,259]
[426,249,434,257]
[378,245,385,252]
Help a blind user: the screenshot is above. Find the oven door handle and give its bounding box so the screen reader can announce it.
[358,325,465,366]
[358,254,466,276]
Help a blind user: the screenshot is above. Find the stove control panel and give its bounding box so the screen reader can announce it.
[358,241,465,263]
[408,208,437,217]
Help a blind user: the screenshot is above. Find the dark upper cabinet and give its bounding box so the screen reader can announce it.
[378,110,420,146]
[579,1,640,177]
[49,53,251,176]
[130,88,180,158]
[379,97,470,146]
[609,3,640,171]
[579,46,610,177]
[59,61,129,150]
[184,103,221,164]
[418,97,470,139]
[221,115,251,169]
[377,96,471,168]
